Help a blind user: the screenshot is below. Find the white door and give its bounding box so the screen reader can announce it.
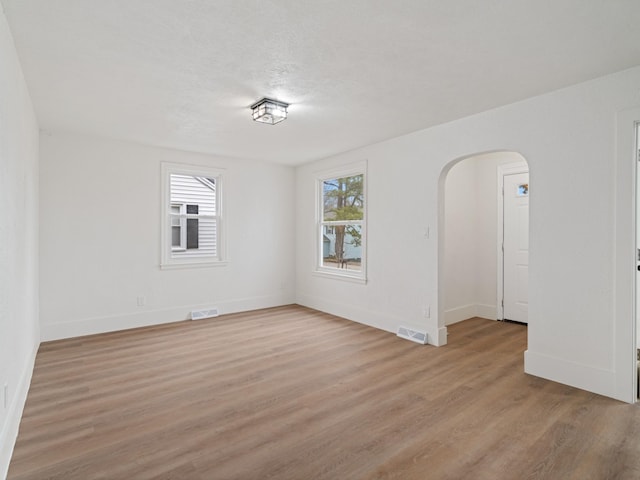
[503,172,529,323]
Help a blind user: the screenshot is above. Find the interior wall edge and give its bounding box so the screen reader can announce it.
[524,349,622,402]
[0,343,38,480]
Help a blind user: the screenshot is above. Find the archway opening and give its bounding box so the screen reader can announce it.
[437,151,530,345]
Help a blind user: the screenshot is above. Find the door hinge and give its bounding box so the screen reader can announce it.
[501,299,504,307]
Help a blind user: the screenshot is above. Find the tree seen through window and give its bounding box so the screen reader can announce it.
[321,174,364,271]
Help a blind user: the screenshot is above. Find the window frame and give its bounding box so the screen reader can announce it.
[315,161,367,283]
[161,162,226,269]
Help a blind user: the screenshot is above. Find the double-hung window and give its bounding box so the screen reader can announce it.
[316,162,367,281]
[161,163,225,268]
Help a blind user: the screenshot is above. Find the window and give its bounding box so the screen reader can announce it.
[517,183,529,196]
[161,163,225,268]
[317,163,366,281]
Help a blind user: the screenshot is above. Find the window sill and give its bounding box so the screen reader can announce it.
[160,260,228,270]
[313,269,367,284]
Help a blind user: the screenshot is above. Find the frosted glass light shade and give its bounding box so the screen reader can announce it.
[251,98,288,125]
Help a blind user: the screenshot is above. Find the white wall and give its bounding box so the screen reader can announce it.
[444,152,525,325]
[443,158,478,323]
[0,8,39,479]
[39,132,295,340]
[296,66,640,403]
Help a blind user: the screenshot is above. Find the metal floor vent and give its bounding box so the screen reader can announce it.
[191,308,219,321]
[397,326,428,345]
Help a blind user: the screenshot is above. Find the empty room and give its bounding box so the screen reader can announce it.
[3,1,640,479]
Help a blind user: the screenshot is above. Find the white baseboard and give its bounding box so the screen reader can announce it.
[445,304,476,325]
[0,343,38,480]
[41,293,294,341]
[476,304,497,320]
[445,303,497,325]
[296,293,447,346]
[524,350,623,402]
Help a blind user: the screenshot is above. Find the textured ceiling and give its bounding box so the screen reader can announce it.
[2,0,640,165]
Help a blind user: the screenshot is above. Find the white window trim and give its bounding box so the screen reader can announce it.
[314,161,367,283]
[161,162,227,269]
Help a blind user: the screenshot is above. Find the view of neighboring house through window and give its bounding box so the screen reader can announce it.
[171,204,185,248]
[317,163,366,280]
[161,163,224,268]
[169,174,216,257]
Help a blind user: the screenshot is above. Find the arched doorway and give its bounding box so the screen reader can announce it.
[437,151,530,341]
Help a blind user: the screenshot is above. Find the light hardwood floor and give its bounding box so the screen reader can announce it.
[8,305,640,479]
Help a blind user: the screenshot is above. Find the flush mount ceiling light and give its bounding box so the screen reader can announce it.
[250,98,289,125]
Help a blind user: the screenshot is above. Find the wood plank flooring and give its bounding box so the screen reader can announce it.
[8,305,640,479]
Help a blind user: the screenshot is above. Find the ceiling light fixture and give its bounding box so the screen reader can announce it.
[251,98,289,125]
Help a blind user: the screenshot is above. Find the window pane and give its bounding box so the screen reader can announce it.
[169,175,216,217]
[321,224,362,272]
[322,174,363,222]
[169,173,217,259]
[171,217,217,258]
[517,183,529,196]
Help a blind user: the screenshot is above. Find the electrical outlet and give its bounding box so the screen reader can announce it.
[137,296,145,307]
[423,306,430,318]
